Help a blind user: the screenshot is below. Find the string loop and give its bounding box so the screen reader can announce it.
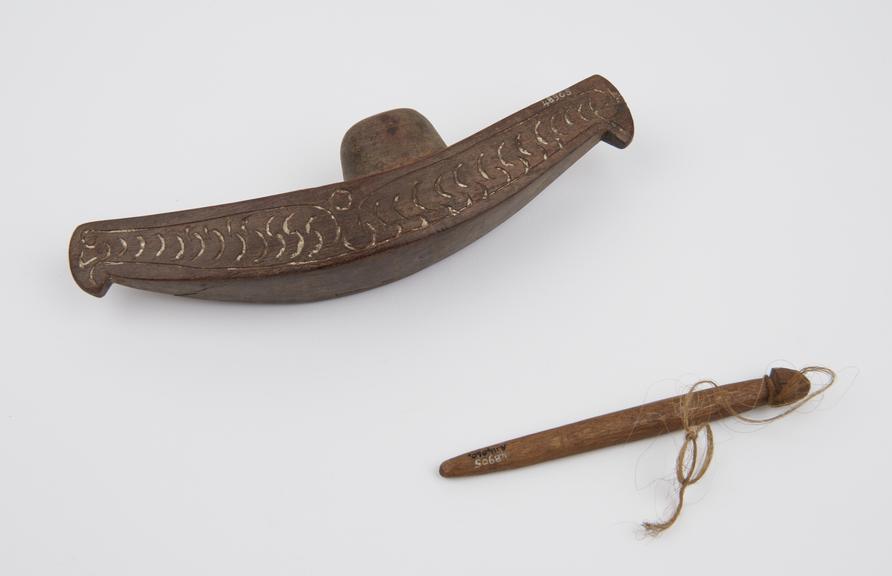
[642,366,835,536]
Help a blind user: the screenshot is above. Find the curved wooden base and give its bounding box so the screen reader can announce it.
[69,74,634,302]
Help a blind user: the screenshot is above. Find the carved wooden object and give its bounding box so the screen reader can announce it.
[439,368,811,477]
[69,74,634,302]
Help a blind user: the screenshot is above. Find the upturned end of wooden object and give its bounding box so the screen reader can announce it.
[69,222,112,298]
[767,368,811,406]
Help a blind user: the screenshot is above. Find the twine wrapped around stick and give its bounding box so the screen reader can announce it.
[642,366,836,536]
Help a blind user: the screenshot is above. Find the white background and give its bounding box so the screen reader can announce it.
[2,1,890,574]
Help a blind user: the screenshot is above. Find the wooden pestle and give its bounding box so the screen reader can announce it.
[439,368,810,477]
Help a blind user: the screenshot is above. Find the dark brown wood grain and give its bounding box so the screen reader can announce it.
[439,368,810,477]
[69,74,634,302]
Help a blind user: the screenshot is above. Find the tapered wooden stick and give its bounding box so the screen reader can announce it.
[439,368,811,477]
